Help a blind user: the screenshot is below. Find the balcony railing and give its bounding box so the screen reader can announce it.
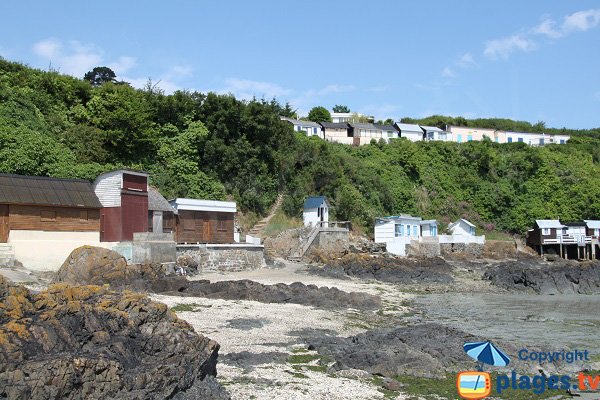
[542,235,592,245]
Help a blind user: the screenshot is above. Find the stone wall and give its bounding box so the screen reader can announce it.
[177,244,265,273]
[440,242,484,257]
[406,241,441,257]
[307,230,349,257]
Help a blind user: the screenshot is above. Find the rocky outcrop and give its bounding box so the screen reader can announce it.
[0,275,229,400]
[172,279,381,310]
[308,254,454,284]
[307,323,478,378]
[483,260,600,294]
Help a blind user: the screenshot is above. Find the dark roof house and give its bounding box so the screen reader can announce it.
[0,173,102,209]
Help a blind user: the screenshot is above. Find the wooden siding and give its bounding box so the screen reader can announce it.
[100,207,121,242]
[0,205,8,242]
[175,210,234,243]
[8,204,100,232]
[93,171,122,207]
[121,192,148,241]
[123,173,147,192]
[148,211,175,233]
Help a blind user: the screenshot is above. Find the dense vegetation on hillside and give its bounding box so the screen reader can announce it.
[1,58,600,234]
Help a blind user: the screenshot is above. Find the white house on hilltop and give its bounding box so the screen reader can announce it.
[280,117,323,139]
[394,123,424,142]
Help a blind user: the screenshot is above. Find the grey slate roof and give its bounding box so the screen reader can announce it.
[374,124,396,131]
[280,117,321,128]
[348,122,378,130]
[319,122,349,129]
[304,196,328,209]
[148,186,176,213]
[0,173,102,208]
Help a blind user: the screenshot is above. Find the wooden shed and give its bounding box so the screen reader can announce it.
[93,169,149,242]
[147,186,176,234]
[169,198,236,244]
[0,173,102,270]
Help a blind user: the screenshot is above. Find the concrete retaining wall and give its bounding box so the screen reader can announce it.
[177,244,265,273]
[132,232,177,264]
[308,230,349,256]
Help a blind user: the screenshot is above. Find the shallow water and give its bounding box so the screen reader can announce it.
[415,293,600,350]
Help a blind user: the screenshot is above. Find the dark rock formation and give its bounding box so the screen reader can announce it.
[0,275,229,400]
[173,279,381,310]
[483,260,600,294]
[307,323,477,378]
[308,254,454,284]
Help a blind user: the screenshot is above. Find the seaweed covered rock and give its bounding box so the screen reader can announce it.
[309,253,454,284]
[0,276,228,399]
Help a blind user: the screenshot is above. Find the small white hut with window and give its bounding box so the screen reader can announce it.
[303,196,329,227]
[447,218,476,236]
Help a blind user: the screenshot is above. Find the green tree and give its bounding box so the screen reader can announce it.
[83,67,117,87]
[307,106,332,123]
[332,104,350,113]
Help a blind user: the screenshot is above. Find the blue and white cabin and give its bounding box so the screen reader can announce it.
[280,117,323,139]
[303,196,329,227]
[374,215,438,256]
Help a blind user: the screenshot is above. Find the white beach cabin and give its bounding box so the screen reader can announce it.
[303,196,329,227]
[374,215,423,256]
[448,218,476,236]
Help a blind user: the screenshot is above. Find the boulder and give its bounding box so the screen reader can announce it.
[0,276,229,399]
[55,246,188,293]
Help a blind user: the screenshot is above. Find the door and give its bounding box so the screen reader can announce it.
[0,205,8,242]
[203,218,211,242]
[152,211,163,233]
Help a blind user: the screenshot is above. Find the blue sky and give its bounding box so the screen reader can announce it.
[1,1,599,129]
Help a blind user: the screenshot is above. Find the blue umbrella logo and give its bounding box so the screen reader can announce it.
[464,341,511,370]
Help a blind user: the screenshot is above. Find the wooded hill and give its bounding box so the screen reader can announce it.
[1,58,600,234]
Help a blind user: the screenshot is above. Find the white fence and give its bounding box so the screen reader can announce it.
[438,235,485,244]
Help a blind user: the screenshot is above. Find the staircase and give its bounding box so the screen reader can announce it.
[247,193,285,238]
[288,225,321,262]
[0,243,15,267]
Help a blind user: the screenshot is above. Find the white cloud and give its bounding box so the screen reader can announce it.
[305,84,355,97]
[170,65,192,78]
[457,52,476,68]
[484,34,536,60]
[33,38,62,58]
[532,18,563,38]
[533,9,600,39]
[562,9,600,33]
[442,67,456,78]
[108,56,137,75]
[217,77,291,100]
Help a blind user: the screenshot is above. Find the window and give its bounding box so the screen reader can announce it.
[413,225,418,236]
[405,226,410,236]
[495,137,499,143]
[217,216,228,231]
[183,215,195,231]
[317,207,321,217]
[439,133,447,140]
[467,135,473,142]
[431,225,437,236]
[470,227,475,235]
[542,228,551,235]
[518,138,523,142]
[41,210,56,222]
[79,210,88,222]
[395,224,403,237]
[539,138,544,145]
[457,134,462,143]
[560,140,565,144]
[595,229,600,236]
[508,137,513,143]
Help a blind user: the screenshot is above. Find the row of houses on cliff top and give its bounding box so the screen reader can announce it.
[0,170,238,270]
[281,117,570,147]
